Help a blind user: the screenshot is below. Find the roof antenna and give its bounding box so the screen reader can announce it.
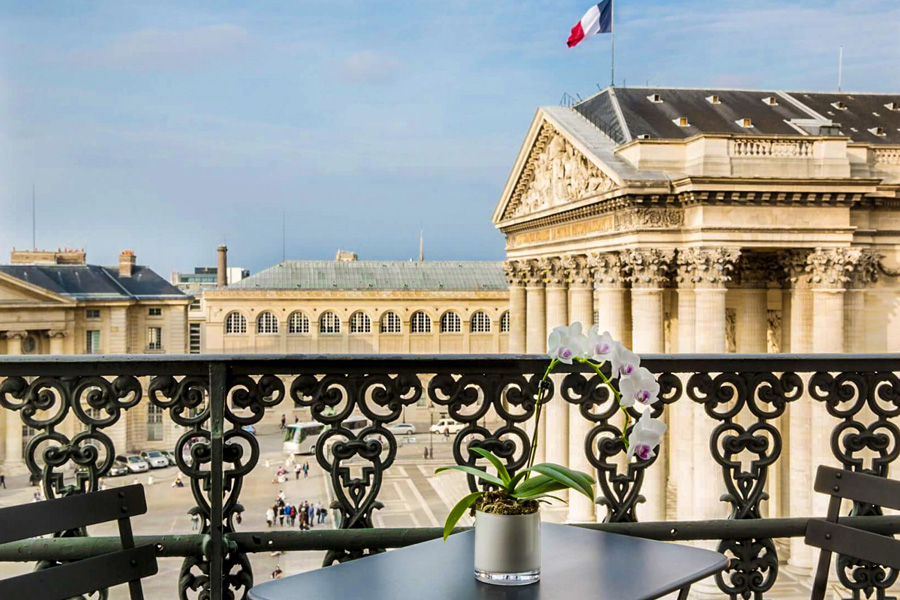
[32,183,36,250]
[282,209,286,262]
[418,229,424,261]
[837,45,843,92]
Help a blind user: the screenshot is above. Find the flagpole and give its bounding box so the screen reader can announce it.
[610,0,615,86]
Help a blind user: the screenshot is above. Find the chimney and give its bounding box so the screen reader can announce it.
[217,245,228,287]
[118,250,136,278]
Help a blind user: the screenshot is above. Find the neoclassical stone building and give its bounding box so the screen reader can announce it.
[0,248,191,473]
[494,87,900,565]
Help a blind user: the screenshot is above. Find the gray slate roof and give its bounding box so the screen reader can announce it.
[573,87,900,145]
[227,261,507,291]
[0,264,188,301]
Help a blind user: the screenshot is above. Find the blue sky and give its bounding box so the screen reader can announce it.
[1,1,898,275]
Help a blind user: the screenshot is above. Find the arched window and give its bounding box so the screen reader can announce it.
[320,311,341,334]
[381,312,401,334]
[257,311,279,334]
[471,311,491,333]
[410,311,432,334]
[500,311,510,333]
[225,312,247,334]
[440,311,461,333]
[288,312,310,334]
[350,312,371,334]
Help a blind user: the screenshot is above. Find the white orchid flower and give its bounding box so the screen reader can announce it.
[587,327,618,365]
[612,343,640,379]
[547,322,589,364]
[626,412,668,462]
[619,366,660,408]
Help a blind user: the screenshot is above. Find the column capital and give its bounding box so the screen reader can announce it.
[806,247,864,290]
[621,248,675,288]
[676,247,741,289]
[562,254,592,286]
[733,252,781,289]
[48,329,69,339]
[521,259,545,286]
[587,252,626,288]
[848,249,881,290]
[539,256,568,287]
[502,260,529,287]
[780,249,813,289]
[4,330,28,340]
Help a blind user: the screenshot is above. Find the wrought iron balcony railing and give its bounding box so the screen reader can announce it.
[0,354,898,600]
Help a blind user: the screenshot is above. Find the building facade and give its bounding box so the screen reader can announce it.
[0,248,192,473]
[493,87,900,569]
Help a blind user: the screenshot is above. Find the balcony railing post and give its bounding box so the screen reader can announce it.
[209,361,226,600]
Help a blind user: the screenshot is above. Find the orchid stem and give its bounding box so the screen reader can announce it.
[576,358,631,450]
[525,358,558,477]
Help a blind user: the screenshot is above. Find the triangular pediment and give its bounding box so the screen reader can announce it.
[0,271,74,305]
[493,110,622,223]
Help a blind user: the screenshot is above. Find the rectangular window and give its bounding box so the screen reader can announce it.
[148,308,162,317]
[86,309,100,320]
[189,299,201,312]
[147,405,164,441]
[85,330,100,354]
[189,323,201,354]
[148,327,163,351]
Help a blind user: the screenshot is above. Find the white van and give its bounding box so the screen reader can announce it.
[430,418,465,435]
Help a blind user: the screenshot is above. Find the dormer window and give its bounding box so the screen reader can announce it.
[637,133,652,139]
[736,118,753,128]
[885,102,900,112]
[647,93,663,103]
[673,117,689,127]
[705,95,720,105]
[762,96,778,106]
[831,101,847,110]
[869,127,886,137]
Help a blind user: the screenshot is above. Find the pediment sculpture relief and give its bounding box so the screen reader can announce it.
[505,124,616,219]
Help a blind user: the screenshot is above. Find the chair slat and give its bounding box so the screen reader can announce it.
[813,466,900,511]
[806,520,900,570]
[0,545,158,600]
[0,485,147,545]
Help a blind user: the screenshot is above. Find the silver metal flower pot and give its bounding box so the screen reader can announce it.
[473,510,541,585]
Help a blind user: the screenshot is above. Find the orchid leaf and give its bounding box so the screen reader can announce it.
[511,474,568,499]
[508,470,529,492]
[470,447,511,487]
[527,463,595,501]
[434,465,505,488]
[442,491,483,541]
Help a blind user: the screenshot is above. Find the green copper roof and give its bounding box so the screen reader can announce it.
[228,261,507,291]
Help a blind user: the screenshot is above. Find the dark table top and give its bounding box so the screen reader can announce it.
[248,523,727,600]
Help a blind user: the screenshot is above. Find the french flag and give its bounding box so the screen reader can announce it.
[567,0,612,48]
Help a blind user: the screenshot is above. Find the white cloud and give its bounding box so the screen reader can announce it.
[339,50,403,84]
[69,25,250,71]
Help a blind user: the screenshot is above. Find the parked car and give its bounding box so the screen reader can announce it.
[387,423,416,435]
[140,450,170,469]
[161,450,178,466]
[430,419,465,435]
[115,454,150,473]
[108,460,131,477]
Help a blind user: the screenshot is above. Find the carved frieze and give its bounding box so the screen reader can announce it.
[621,248,675,288]
[725,308,737,353]
[504,123,616,220]
[767,310,782,354]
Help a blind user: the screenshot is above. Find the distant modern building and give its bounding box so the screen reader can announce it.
[170,246,249,353]
[493,87,900,559]
[0,248,192,473]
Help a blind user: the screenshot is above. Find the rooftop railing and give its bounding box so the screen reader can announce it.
[0,354,898,600]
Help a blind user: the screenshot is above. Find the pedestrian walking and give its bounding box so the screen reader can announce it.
[295,463,302,480]
[289,504,297,527]
[191,513,201,531]
[280,414,286,430]
[303,462,309,479]
[307,503,315,528]
[294,416,299,424]
[266,506,275,528]
[0,471,6,489]
[283,504,291,527]
[278,507,285,527]
[423,447,429,460]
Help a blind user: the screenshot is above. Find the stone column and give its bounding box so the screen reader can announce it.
[734,254,774,354]
[567,255,595,522]
[3,331,26,474]
[544,258,570,503]
[48,330,68,355]
[783,249,814,573]
[672,257,696,522]
[685,248,741,528]
[621,248,674,521]
[589,253,629,341]
[524,261,547,463]
[504,261,528,354]
[845,250,879,353]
